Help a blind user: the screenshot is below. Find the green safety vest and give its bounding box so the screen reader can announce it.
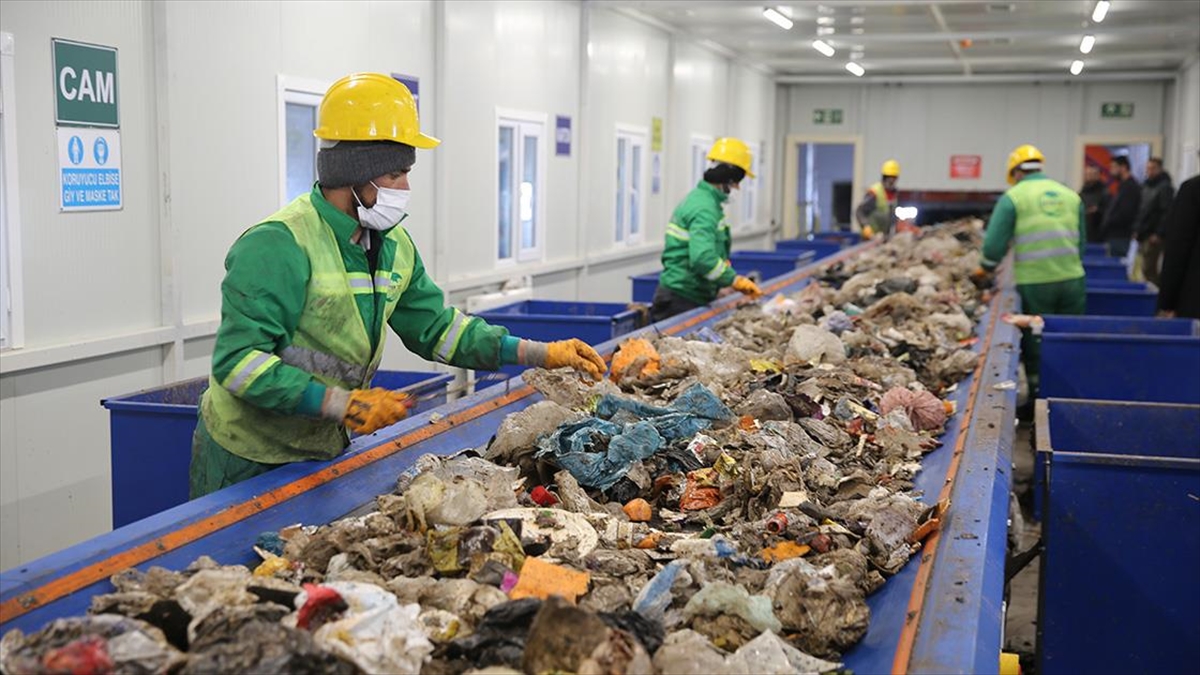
[200,195,414,463]
[869,182,896,234]
[1006,177,1085,285]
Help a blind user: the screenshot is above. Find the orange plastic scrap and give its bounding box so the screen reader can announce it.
[508,557,591,604]
[610,338,661,384]
[908,497,951,544]
[761,541,810,563]
[679,468,722,511]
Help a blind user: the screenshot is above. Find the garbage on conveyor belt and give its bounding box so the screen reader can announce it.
[1,220,992,674]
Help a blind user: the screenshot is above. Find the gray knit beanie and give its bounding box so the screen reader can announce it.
[317,140,416,188]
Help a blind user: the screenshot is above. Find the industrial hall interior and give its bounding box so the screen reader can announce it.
[1,0,1198,673]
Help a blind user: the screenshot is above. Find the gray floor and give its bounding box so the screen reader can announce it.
[1005,420,1040,673]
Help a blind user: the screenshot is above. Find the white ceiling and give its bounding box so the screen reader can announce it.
[595,0,1200,80]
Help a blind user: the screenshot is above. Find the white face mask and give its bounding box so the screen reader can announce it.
[353,181,410,231]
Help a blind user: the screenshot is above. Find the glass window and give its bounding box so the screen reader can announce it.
[615,129,647,245]
[498,125,514,260]
[691,136,713,188]
[285,102,317,202]
[616,137,627,242]
[496,114,544,263]
[630,144,642,237]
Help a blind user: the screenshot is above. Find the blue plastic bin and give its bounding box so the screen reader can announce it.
[773,238,842,261]
[1083,243,1109,257]
[812,231,862,246]
[1039,327,1200,404]
[102,370,454,528]
[1086,279,1152,291]
[1086,287,1157,316]
[1036,398,1200,675]
[1083,258,1128,281]
[630,271,661,303]
[1042,315,1198,337]
[476,300,643,377]
[728,250,815,282]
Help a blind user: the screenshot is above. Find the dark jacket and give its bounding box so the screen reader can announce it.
[1102,176,1141,241]
[1157,175,1200,318]
[1134,172,1175,241]
[1080,179,1108,244]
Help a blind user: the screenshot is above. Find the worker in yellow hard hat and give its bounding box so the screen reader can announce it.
[855,159,901,239]
[189,73,605,498]
[651,137,764,321]
[977,144,1087,420]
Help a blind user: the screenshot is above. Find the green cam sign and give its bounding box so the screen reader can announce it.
[53,38,119,127]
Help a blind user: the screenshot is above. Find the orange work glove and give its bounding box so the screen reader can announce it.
[731,275,764,299]
[544,339,606,380]
[861,225,875,240]
[323,387,415,435]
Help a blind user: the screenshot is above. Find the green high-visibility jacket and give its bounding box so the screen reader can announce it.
[981,172,1087,286]
[867,182,896,234]
[201,185,513,464]
[659,181,737,304]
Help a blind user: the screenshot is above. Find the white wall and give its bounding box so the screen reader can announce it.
[0,0,777,568]
[1171,58,1200,180]
[779,80,1172,194]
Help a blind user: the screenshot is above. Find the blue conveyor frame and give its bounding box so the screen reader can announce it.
[0,241,1021,675]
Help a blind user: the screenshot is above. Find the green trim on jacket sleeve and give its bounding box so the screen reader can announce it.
[388,235,510,370]
[294,380,328,417]
[211,222,317,414]
[981,194,1017,270]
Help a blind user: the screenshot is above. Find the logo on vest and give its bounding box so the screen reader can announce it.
[1038,191,1066,217]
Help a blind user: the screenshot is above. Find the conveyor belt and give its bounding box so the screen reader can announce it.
[0,241,1021,674]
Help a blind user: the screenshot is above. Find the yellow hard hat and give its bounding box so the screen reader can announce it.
[1006,144,1045,184]
[313,73,440,149]
[707,137,755,178]
[881,159,901,177]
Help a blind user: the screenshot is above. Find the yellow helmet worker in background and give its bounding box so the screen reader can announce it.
[856,159,901,239]
[190,73,605,498]
[649,136,763,322]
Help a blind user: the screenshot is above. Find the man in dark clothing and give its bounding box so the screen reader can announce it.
[1080,164,1108,244]
[1134,157,1175,285]
[1157,174,1200,319]
[1101,156,1141,258]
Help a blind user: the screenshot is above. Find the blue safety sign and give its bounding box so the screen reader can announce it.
[57,127,122,211]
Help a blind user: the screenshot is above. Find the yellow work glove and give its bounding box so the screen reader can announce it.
[546,339,607,380]
[322,387,414,435]
[861,225,875,240]
[731,275,764,299]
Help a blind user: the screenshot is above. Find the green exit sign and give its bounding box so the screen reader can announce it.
[1100,102,1134,119]
[53,38,119,127]
[813,108,844,125]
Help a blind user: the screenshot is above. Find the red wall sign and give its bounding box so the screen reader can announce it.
[950,154,982,179]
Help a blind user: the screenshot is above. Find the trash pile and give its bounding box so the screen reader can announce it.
[1,221,991,674]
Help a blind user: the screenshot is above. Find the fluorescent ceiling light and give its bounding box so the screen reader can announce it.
[845,62,865,77]
[817,16,835,25]
[763,7,794,30]
[1092,0,1110,23]
[1070,59,1085,75]
[812,39,836,57]
[1080,34,1095,54]
[817,26,836,36]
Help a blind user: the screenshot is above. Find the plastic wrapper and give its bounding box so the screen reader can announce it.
[293,581,434,674]
[785,325,847,365]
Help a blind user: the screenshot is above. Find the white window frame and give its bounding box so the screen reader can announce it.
[276,75,330,207]
[495,108,547,265]
[0,32,24,350]
[739,141,764,230]
[690,134,714,188]
[615,125,648,246]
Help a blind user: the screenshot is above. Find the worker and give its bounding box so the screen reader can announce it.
[855,159,901,239]
[1133,157,1174,285]
[649,137,764,322]
[1156,172,1200,319]
[1101,155,1141,258]
[976,144,1087,420]
[190,73,606,498]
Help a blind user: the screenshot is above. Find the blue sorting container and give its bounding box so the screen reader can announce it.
[1043,315,1198,337]
[102,370,454,528]
[1083,258,1128,281]
[1086,279,1152,291]
[812,231,862,246]
[476,301,643,377]
[1086,287,1157,316]
[1083,243,1109,256]
[630,271,661,303]
[729,249,815,281]
[1040,324,1200,404]
[1036,398,1200,675]
[773,238,842,261]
